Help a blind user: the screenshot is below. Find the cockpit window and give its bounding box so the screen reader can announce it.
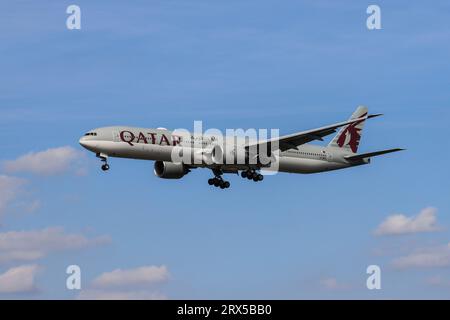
[84,132,97,136]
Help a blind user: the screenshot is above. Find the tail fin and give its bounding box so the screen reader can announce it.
[328,106,368,153]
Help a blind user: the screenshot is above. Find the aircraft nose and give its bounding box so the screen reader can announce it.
[79,136,98,152]
[79,137,88,148]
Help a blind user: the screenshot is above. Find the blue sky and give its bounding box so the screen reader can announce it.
[0,0,449,299]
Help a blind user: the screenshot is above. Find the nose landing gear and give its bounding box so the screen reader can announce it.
[97,153,110,172]
[241,170,263,182]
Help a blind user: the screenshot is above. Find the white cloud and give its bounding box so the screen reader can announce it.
[0,265,40,294]
[0,227,111,264]
[78,265,170,300]
[0,175,26,218]
[319,277,350,290]
[426,275,450,287]
[92,265,169,289]
[374,207,440,236]
[392,243,450,269]
[3,146,83,176]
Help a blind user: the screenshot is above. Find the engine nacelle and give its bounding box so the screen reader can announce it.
[154,161,188,179]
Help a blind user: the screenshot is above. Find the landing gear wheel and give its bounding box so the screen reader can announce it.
[209,169,230,189]
[101,164,110,171]
[241,169,263,182]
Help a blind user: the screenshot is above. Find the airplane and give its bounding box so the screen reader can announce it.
[79,106,404,189]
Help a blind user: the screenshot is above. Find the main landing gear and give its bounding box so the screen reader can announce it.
[208,170,230,189]
[97,153,110,171]
[241,169,264,182]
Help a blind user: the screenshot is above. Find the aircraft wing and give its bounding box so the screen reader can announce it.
[246,114,382,152]
[344,148,405,161]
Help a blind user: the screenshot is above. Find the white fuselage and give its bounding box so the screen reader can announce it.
[79,126,366,174]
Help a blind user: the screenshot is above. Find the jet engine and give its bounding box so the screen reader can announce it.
[154,161,188,179]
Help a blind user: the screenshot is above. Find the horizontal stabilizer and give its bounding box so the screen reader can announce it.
[345,148,405,161]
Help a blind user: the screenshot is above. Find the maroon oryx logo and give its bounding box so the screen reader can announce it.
[337,113,366,153]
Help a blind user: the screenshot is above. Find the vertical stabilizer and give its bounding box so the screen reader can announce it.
[328,106,368,153]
